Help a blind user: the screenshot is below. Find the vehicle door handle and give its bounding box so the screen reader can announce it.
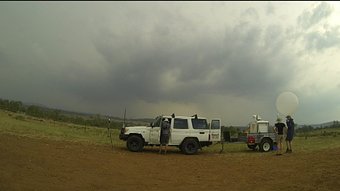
[199,132,205,134]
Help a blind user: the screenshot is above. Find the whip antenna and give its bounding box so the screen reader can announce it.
[123,108,126,128]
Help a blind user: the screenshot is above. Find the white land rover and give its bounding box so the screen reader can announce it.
[119,114,221,155]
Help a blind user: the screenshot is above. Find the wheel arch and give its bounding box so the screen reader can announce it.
[128,133,146,145]
[180,137,200,148]
[179,137,201,155]
[261,137,274,144]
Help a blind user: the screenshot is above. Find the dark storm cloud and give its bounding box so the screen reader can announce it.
[0,51,11,67]
[297,2,333,29]
[217,22,291,97]
[87,7,296,104]
[3,2,340,124]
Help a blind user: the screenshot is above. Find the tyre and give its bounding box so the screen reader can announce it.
[181,138,199,155]
[126,135,144,152]
[259,139,272,152]
[247,144,257,150]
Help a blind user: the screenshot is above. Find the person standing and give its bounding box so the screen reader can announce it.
[285,115,295,153]
[159,118,170,154]
[274,118,286,155]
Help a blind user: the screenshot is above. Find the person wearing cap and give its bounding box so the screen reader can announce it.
[159,118,171,154]
[274,118,286,155]
[285,115,295,153]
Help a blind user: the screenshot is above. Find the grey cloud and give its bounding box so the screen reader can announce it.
[240,7,259,23]
[4,2,336,124]
[304,26,340,51]
[266,2,275,15]
[264,25,284,54]
[284,2,340,53]
[0,3,295,107]
[0,51,12,67]
[87,10,296,105]
[217,23,292,97]
[297,2,333,29]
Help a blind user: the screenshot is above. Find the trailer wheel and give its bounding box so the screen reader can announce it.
[181,138,199,155]
[126,135,144,152]
[259,139,272,152]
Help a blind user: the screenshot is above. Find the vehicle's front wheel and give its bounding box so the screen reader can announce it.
[259,139,272,152]
[181,138,199,155]
[126,135,144,152]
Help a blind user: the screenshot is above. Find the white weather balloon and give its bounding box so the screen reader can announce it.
[276,92,299,115]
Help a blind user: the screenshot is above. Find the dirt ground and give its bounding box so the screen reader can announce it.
[1,133,339,191]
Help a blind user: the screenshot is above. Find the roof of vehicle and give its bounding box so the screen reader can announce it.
[256,120,269,123]
[162,115,207,120]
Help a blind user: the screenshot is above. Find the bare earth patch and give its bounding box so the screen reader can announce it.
[1,133,339,191]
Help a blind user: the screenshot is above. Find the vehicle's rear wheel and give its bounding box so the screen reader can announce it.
[126,135,144,152]
[181,138,199,155]
[247,144,257,150]
[259,139,272,152]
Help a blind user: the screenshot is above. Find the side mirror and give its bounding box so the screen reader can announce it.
[150,122,154,127]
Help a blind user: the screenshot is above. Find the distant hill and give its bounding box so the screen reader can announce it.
[22,102,153,125]
[0,97,153,128]
[296,121,340,130]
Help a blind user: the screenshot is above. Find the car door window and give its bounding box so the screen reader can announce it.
[192,119,208,129]
[174,118,188,129]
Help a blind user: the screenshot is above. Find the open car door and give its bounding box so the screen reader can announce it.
[210,118,221,142]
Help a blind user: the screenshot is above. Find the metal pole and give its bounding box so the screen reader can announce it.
[219,128,224,154]
[108,118,113,150]
[107,118,110,137]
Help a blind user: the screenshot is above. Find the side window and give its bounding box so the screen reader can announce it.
[192,119,208,129]
[174,118,188,129]
[211,120,220,129]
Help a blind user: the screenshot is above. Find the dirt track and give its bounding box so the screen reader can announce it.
[1,133,339,191]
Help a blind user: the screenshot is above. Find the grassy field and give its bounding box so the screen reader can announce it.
[0,110,123,146]
[1,109,340,154]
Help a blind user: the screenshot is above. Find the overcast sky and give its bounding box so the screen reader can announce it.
[1,1,340,126]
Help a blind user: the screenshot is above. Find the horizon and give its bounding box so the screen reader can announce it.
[1,96,339,128]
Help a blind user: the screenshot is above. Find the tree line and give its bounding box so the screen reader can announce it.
[296,121,340,133]
[0,98,123,129]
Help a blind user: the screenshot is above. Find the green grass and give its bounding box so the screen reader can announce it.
[0,110,124,147]
[292,136,340,152]
[1,109,340,154]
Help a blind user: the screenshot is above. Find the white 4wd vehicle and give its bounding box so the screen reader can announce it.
[119,115,221,155]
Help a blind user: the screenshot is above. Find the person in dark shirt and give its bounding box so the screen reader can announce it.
[286,115,295,153]
[274,118,287,155]
[159,118,170,154]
